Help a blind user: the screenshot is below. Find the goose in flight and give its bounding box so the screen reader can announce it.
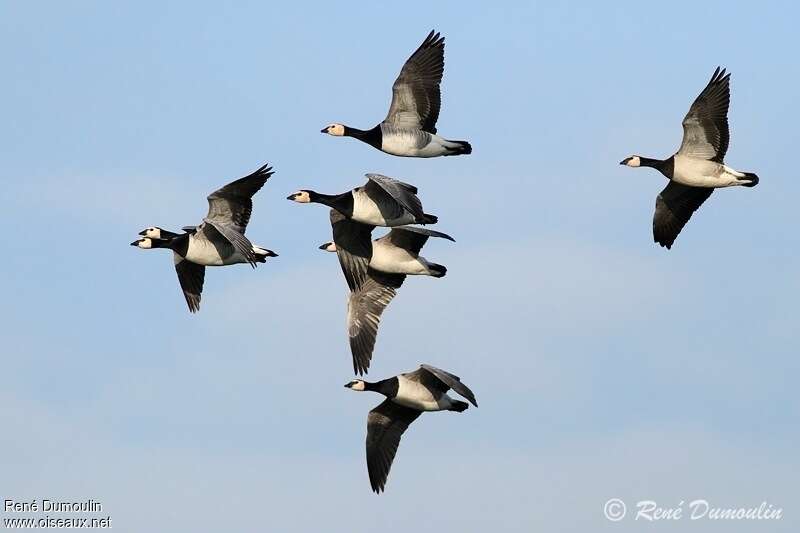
[321,30,471,157]
[131,163,277,312]
[326,210,453,374]
[620,67,759,249]
[287,173,437,227]
[345,364,478,493]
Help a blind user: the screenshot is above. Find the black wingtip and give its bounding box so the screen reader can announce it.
[420,29,444,49]
[249,163,274,181]
[353,357,369,376]
[710,66,730,84]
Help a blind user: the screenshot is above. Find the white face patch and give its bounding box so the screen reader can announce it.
[290,191,311,203]
[350,380,366,391]
[325,124,345,136]
[144,227,161,238]
[320,242,336,252]
[625,156,641,167]
[136,238,153,249]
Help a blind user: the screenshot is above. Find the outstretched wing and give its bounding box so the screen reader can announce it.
[383,30,445,133]
[677,67,731,162]
[653,182,714,249]
[381,226,455,255]
[206,163,273,234]
[330,209,374,291]
[173,254,205,313]
[347,270,405,375]
[364,174,425,221]
[366,399,422,493]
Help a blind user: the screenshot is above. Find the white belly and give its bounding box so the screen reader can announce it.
[351,191,415,226]
[185,238,225,266]
[380,130,449,158]
[370,243,429,275]
[672,156,741,188]
[381,133,417,156]
[393,376,451,411]
[184,238,254,266]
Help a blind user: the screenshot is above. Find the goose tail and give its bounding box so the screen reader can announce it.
[741,172,759,187]
[420,213,438,225]
[253,246,278,263]
[427,263,447,278]
[444,140,472,156]
[449,400,469,412]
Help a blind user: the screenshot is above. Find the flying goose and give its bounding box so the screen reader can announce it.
[287,173,437,227]
[327,210,454,374]
[321,30,471,158]
[131,163,277,312]
[345,364,478,493]
[621,67,759,249]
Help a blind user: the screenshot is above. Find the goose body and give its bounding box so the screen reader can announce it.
[139,226,272,266]
[321,31,471,158]
[394,373,459,411]
[183,233,274,266]
[288,173,437,228]
[378,124,468,158]
[369,238,434,275]
[321,226,452,278]
[131,163,277,312]
[671,156,748,188]
[325,211,453,374]
[350,185,418,226]
[621,67,759,249]
[345,364,478,493]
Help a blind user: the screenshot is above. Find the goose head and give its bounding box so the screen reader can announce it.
[139,226,165,238]
[131,237,154,249]
[318,241,337,252]
[620,155,642,168]
[344,379,366,391]
[131,237,172,249]
[321,123,346,136]
[287,190,313,203]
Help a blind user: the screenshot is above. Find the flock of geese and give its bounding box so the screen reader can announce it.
[130,30,759,493]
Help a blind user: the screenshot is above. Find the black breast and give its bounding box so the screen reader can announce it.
[375,377,399,398]
[172,233,190,257]
[350,125,382,151]
[658,156,675,179]
[331,192,355,218]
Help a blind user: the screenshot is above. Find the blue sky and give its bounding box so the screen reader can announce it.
[1,1,797,531]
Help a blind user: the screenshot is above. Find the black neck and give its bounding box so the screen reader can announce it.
[153,233,189,256]
[308,191,354,216]
[638,156,663,168]
[364,377,399,398]
[149,238,174,249]
[639,156,674,178]
[344,125,382,150]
